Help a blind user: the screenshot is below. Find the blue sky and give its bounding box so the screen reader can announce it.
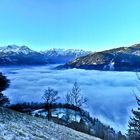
[0,0,140,51]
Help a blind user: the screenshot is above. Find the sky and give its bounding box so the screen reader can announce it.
[0,0,140,51]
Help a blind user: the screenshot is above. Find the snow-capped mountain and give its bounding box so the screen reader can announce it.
[41,48,91,63]
[0,45,90,65]
[41,48,90,56]
[0,45,47,65]
[0,45,35,55]
[59,43,140,71]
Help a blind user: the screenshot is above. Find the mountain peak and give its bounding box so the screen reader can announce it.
[0,45,34,55]
[41,48,91,56]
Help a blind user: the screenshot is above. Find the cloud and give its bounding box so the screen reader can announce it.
[1,65,139,132]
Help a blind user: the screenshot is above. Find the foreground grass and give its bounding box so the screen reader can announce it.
[0,107,101,140]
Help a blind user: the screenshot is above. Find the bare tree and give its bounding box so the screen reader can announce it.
[65,92,72,104]
[65,82,87,121]
[71,82,87,108]
[43,87,60,120]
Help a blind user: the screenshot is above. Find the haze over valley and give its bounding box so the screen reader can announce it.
[1,64,138,133]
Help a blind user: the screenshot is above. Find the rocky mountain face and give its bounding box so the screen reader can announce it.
[0,45,90,65]
[60,44,140,71]
[0,107,101,140]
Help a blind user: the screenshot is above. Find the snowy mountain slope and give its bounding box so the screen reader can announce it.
[0,45,35,55]
[0,45,90,65]
[0,45,47,65]
[59,43,140,71]
[0,107,101,140]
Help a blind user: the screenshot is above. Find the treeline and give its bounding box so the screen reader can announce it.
[9,102,94,124]
[9,102,126,140]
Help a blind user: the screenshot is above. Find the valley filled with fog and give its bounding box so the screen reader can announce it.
[0,65,139,133]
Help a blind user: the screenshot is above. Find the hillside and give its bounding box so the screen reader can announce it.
[59,43,140,71]
[0,107,101,140]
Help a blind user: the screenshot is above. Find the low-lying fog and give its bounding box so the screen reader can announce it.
[1,65,139,133]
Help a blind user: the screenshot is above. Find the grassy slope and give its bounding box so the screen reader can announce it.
[0,107,101,140]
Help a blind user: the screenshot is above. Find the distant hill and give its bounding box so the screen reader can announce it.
[59,43,140,71]
[0,45,90,65]
[0,107,101,140]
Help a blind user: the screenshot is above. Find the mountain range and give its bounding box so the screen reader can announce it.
[0,45,90,65]
[1,44,140,71]
[59,43,140,71]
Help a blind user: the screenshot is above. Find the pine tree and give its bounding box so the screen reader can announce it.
[0,72,10,106]
[128,96,140,140]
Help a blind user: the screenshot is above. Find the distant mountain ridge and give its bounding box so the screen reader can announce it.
[59,43,140,71]
[40,48,91,63]
[0,45,90,65]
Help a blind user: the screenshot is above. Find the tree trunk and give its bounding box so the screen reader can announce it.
[48,108,52,120]
[46,103,52,121]
[75,110,76,121]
